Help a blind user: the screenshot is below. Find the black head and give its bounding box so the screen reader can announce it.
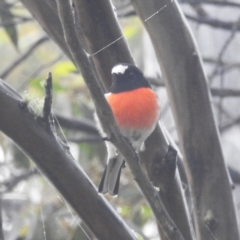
[109,63,150,93]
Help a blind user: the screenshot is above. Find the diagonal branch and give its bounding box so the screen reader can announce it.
[0,35,49,79]
[19,1,194,239]
[0,78,136,240]
[56,0,185,239]
[185,13,240,32]
[55,114,99,135]
[72,1,195,239]
[132,0,239,239]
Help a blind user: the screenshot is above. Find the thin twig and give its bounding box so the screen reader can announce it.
[42,73,52,119]
[210,88,240,98]
[0,36,49,79]
[209,17,240,82]
[17,54,63,92]
[1,168,39,192]
[220,116,240,133]
[41,73,53,131]
[181,0,240,8]
[66,136,102,143]
[56,1,185,239]
[203,57,240,69]
[149,77,240,98]
[185,14,240,32]
[55,114,99,135]
[0,17,32,28]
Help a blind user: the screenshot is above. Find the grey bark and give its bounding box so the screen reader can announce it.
[132,0,239,239]
[56,0,185,239]
[0,79,136,240]
[74,1,195,239]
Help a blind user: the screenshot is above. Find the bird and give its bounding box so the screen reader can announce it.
[97,63,160,196]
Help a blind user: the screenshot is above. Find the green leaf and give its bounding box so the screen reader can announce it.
[123,18,142,40]
[0,0,18,49]
[52,61,77,76]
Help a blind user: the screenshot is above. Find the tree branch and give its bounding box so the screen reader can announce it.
[72,1,195,239]
[0,79,136,240]
[185,13,240,32]
[149,77,240,98]
[180,0,240,8]
[21,0,72,61]
[73,0,134,88]
[210,88,240,98]
[132,0,239,239]
[1,168,39,193]
[55,114,99,135]
[19,1,194,239]
[0,36,49,79]
[116,6,240,33]
[220,116,240,133]
[56,1,186,239]
[66,136,102,144]
[42,73,53,122]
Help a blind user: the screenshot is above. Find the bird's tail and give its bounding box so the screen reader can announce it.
[98,156,125,196]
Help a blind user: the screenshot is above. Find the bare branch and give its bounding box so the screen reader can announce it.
[73,1,195,239]
[1,168,39,193]
[72,0,134,88]
[0,36,49,79]
[42,74,52,116]
[42,73,53,123]
[56,1,185,239]
[17,54,63,92]
[185,13,240,32]
[209,18,240,82]
[180,0,240,8]
[116,6,240,33]
[210,88,240,98]
[55,114,99,135]
[19,1,194,239]
[66,136,102,144]
[149,77,240,98]
[220,116,240,133]
[132,0,239,239]
[0,78,136,240]
[21,0,72,61]
[0,17,32,28]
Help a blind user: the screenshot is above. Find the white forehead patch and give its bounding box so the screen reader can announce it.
[111,65,128,74]
[104,92,112,97]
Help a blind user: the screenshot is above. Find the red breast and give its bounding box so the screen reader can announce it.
[106,87,159,130]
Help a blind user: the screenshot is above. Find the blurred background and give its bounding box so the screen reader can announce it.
[0,0,240,239]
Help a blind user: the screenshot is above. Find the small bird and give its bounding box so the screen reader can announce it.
[97,63,160,196]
